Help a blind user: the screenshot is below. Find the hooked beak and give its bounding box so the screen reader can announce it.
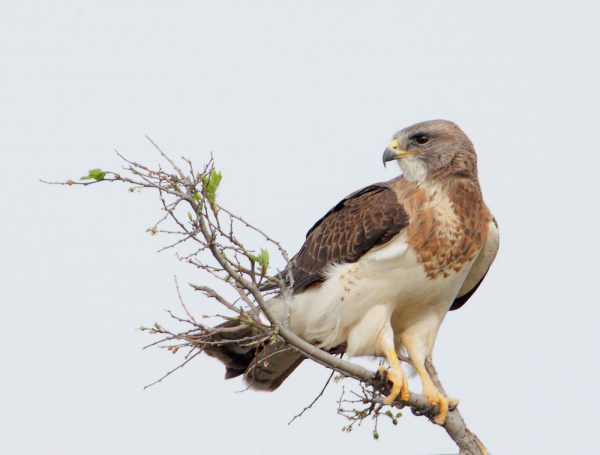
[382,139,419,167]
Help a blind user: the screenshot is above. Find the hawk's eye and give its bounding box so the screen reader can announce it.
[414,133,429,145]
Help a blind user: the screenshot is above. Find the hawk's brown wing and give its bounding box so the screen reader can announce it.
[449,217,499,311]
[286,181,409,293]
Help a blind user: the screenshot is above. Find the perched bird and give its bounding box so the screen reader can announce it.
[205,119,499,424]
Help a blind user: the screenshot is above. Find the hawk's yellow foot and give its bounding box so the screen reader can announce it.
[377,365,409,404]
[378,348,409,404]
[409,358,457,425]
[422,386,450,425]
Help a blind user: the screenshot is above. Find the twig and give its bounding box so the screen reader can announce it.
[143,349,202,390]
[174,275,198,325]
[288,369,336,425]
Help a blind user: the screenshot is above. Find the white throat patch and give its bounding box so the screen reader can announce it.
[398,156,427,183]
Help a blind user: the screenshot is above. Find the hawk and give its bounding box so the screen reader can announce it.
[205,119,499,424]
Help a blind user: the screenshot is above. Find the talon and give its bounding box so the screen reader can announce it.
[412,404,434,416]
[422,389,456,425]
[381,368,409,405]
[379,349,409,405]
[375,365,389,388]
[430,394,448,425]
[382,368,403,404]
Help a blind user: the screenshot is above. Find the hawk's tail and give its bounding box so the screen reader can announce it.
[203,319,304,391]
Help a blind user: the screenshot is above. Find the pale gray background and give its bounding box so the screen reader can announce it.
[2,1,599,454]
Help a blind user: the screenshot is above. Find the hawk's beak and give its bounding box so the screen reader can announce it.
[382,139,418,167]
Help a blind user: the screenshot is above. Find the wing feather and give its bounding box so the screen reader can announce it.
[287,181,409,293]
[449,217,499,311]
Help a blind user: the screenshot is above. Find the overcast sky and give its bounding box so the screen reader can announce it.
[2,1,600,454]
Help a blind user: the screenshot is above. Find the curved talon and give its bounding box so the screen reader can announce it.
[411,405,433,417]
[429,393,449,425]
[421,389,458,425]
[378,352,409,405]
[383,368,404,404]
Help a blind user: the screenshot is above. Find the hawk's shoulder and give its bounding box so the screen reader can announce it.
[288,178,410,293]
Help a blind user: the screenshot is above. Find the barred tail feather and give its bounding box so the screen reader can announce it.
[203,319,304,391]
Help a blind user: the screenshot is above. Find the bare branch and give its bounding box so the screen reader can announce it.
[289,369,336,425]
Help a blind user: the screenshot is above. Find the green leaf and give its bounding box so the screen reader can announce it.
[249,248,269,273]
[81,168,107,181]
[202,169,222,204]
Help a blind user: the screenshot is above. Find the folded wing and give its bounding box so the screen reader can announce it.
[287,181,410,292]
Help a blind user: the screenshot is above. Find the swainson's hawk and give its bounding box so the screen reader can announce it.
[205,120,499,424]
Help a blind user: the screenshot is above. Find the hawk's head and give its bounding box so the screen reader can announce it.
[383,119,477,183]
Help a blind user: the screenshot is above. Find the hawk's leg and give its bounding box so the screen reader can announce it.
[377,333,409,404]
[402,335,457,425]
